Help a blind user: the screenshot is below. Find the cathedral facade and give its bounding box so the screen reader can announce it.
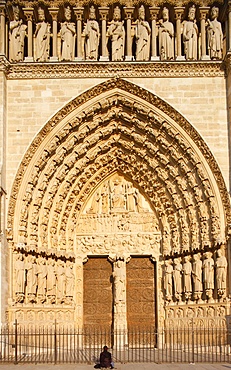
[0,0,230,335]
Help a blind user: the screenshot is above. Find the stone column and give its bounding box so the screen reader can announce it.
[228,1,231,51]
[73,7,84,61]
[99,7,109,61]
[149,7,160,61]
[200,7,210,60]
[124,7,134,61]
[0,1,6,55]
[48,7,59,62]
[175,7,185,60]
[74,255,87,330]
[23,8,34,62]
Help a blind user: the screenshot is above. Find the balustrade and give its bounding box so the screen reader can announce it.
[0,2,227,62]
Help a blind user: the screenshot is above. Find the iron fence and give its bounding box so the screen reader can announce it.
[0,322,230,364]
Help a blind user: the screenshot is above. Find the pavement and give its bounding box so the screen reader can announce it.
[0,363,231,370]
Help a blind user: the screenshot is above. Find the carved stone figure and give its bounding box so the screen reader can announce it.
[37,257,48,303]
[164,259,173,301]
[173,258,182,301]
[183,5,198,60]
[107,6,125,61]
[83,6,100,60]
[182,255,192,301]
[192,253,202,301]
[56,260,65,304]
[113,259,126,303]
[215,249,227,298]
[158,7,174,61]
[26,255,37,303]
[9,5,27,62]
[34,7,51,62]
[101,183,109,213]
[207,7,223,60]
[65,260,75,304]
[47,259,57,304]
[60,6,76,61]
[135,5,151,61]
[203,251,214,301]
[14,254,26,302]
[111,179,125,210]
[126,183,136,212]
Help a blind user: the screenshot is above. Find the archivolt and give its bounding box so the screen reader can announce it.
[7,78,230,259]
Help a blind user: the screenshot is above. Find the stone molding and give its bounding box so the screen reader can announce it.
[1,60,225,79]
[6,0,224,7]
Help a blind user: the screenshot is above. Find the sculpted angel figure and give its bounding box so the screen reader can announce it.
[60,6,76,61]
[83,6,100,60]
[207,7,223,60]
[158,7,174,61]
[34,7,51,62]
[183,5,198,60]
[9,5,27,62]
[107,6,125,61]
[135,5,151,61]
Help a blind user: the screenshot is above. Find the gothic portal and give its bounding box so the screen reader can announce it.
[6,78,230,332]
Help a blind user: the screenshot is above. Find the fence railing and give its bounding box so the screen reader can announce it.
[0,322,230,364]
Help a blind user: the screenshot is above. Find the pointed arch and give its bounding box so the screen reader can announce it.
[7,78,230,261]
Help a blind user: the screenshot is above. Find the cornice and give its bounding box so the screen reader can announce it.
[5,0,225,7]
[6,60,225,79]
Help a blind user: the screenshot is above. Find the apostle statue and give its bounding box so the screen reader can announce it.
[158,7,174,61]
[37,256,48,303]
[183,5,198,60]
[215,248,227,298]
[47,258,57,304]
[9,5,27,62]
[135,5,151,61]
[192,253,202,302]
[173,258,182,302]
[207,6,223,60]
[83,6,100,60]
[14,253,26,303]
[34,7,51,62]
[164,259,173,302]
[202,251,214,301]
[60,6,76,61]
[107,6,125,61]
[182,255,192,301]
[26,255,38,303]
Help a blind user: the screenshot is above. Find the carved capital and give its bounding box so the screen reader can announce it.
[0,55,10,74]
[174,7,184,21]
[149,7,160,21]
[199,7,210,21]
[124,7,134,20]
[98,7,109,21]
[23,7,34,22]
[73,7,84,20]
[48,7,59,21]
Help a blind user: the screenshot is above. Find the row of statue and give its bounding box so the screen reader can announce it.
[164,249,227,304]
[8,4,223,62]
[14,254,75,305]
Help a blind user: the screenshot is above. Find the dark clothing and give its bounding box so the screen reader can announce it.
[100,350,112,368]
